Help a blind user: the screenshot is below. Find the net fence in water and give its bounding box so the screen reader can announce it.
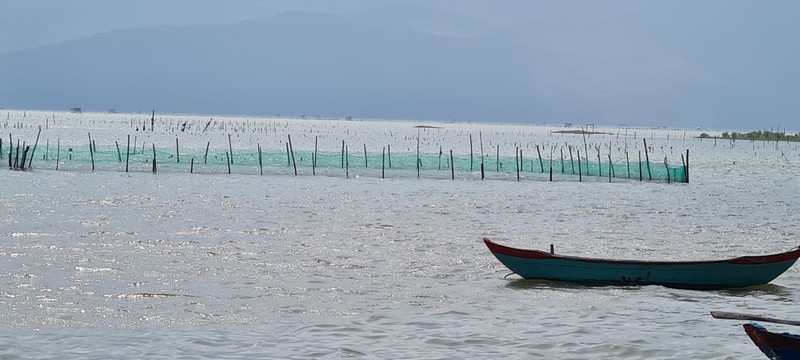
[9,141,688,183]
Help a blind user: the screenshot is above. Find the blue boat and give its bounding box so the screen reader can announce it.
[745,323,800,360]
[712,312,800,360]
[484,237,800,289]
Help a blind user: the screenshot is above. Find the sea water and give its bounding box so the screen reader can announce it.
[0,110,798,359]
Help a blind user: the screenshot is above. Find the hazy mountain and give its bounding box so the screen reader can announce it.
[0,10,532,122]
[1,2,799,129]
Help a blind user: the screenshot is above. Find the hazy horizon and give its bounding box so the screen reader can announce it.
[1,1,798,131]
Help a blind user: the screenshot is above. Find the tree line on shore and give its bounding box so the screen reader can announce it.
[699,130,799,142]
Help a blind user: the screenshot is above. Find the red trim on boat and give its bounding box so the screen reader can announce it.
[482,237,800,266]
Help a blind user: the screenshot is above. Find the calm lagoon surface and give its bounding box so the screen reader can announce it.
[1,111,799,359]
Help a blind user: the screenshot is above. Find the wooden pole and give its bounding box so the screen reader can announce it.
[14,140,19,169]
[190,158,194,173]
[341,140,345,168]
[381,146,385,179]
[288,134,297,176]
[469,134,473,171]
[115,140,122,162]
[175,137,180,163]
[639,151,643,181]
[597,146,602,177]
[496,144,500,172]
[152,144,157,173]
[549,146,553,181]
[258,144,263,175]
[20,146,29,170]
[569,146,574,174]
[204,141,210,164]
[643,139,652,180]
[313,136,318,175]
[664,157,670,183]
[56,138,60,171]
[536,145,544,172]
[685,149,690,183]
[7,134,11,168]
[88,133,95,172]
[226,152,231,174]
[28,126,41,168]
[417,129,420,178]
[438,145,442,170]
[450,150,455,180]
[125,135,130,172]
[626,150,630,178]
[285,142,290,166]
[364,143,368,168]
[228,134,233,164]
[479,131,484,171]
[577,150,582,182]
[608,154,613,182]
[345,145,349,178]
[388,144,392,168]
[516,147,520,182]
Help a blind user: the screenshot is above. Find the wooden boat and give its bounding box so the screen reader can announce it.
[744,323,800,360]
[711,311,800,360]
[484,238,800,289]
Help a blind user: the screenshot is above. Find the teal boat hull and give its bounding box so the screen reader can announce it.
[484,238,800,289]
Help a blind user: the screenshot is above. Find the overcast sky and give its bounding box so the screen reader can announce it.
[1,0,798,130]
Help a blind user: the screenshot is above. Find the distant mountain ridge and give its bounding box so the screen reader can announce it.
[0,10,530,122]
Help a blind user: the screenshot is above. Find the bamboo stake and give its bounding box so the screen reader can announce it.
[685,149,690,183]
[288,134,297,176]
[639,151,643,181]
[88,133,95,171]
[228,134,233,164]
[258,144,263,175]
[450,150,455,180]
[204,141,210,164]
[125,135,130,172]
[469,134,473,171]
[536,145,544,172]
[496,144,500,172]
[28,126,41,168]
[20,146,28,170]
[569,146,574,174]
[597,146,602,177]
[643,139,652,180]
[439,145,442,170]
[313,136,318,175]
[626,150,630,178]
[285,142,290,166]
[417,129,420,178]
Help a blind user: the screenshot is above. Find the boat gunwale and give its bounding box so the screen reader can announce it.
[483,237,800,266]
